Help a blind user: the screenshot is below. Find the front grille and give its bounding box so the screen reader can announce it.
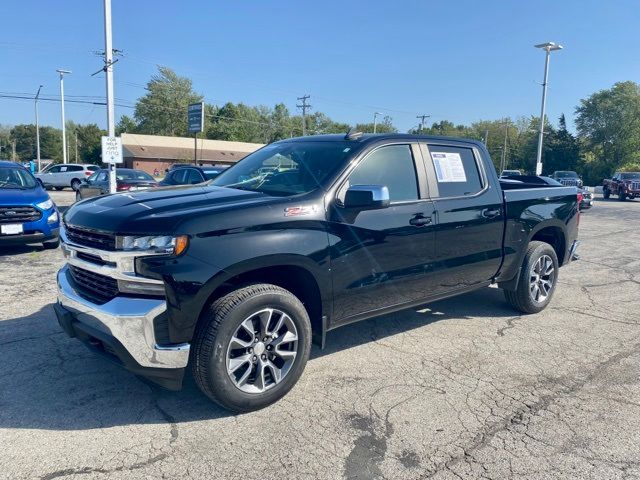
[69,265,119,304]
[0,206,42,224]
[631,181,640,191]
[65,225,116,251]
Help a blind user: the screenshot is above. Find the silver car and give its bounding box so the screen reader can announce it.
[35,164,100,191]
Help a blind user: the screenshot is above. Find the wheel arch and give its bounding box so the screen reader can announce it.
[195,255,330,347]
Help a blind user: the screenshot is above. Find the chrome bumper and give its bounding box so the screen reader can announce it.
[56,265,190,369]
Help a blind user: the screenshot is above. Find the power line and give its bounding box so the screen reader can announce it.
[296,95,311,136]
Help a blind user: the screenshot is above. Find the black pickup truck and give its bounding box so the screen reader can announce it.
[55,133,580,412]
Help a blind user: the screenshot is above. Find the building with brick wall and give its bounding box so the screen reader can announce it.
[121,133,263,175]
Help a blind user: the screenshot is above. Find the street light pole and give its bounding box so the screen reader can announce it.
[373,112,382,133]
[104,0,117,194]
[534,42,562,175]
[35,85,43,172]
[56,69,72,164]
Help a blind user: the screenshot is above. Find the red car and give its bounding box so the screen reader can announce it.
[75,168,159,201]
[603,172,640,201]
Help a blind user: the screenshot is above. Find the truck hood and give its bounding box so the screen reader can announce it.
[64,184,271,234]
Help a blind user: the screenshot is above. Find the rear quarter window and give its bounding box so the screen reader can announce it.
[427,145,483,198]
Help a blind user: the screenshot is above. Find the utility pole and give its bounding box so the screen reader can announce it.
[534,42,562,175]
[103,0,117,193]
[12,140,16,161]
[75,130,79,162]
[56,69,71,164]
[296,95,311,136]
[500,119,509,173]
[483,129,489,145]
[35,85,43,172]
[416,114,430,133]
[373,112,383,133]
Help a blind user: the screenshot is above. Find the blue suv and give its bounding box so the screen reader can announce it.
[0,161,60,249]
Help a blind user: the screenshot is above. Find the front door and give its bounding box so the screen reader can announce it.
[328,143,437,325]
[421,142,504,293]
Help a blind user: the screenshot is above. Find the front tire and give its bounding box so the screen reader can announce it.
[504,241,559,314]
[191,283,312,413]
[54,186,64,191]
[618,189,627,201]
[603,187,610,199]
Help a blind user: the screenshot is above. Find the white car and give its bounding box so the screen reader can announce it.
[35,164,100,191]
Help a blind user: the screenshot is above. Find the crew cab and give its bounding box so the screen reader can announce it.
[54,134,580,412]
[603,172,640,201]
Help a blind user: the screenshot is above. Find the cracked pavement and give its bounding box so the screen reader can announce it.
[1,191,639,479]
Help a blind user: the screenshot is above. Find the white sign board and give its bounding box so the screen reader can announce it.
[101,136,123,164]
[431,152,467,183]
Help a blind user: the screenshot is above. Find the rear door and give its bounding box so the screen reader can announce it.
[420,142,504,293]
[184,168,205,184]
[85,171,109,197]
[328,143,437,324]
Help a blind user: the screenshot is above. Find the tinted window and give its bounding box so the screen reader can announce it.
[345,144,418,202]
[87,171,100,182]
[68,165,84,172]
[48,166,61,173]
[427,145,483,197]
[185,169,204,184]
[87,165,99,171]
[96,172,108,182]
[621,172,640,180]
[171,169,187,184]
[116,170,155,181]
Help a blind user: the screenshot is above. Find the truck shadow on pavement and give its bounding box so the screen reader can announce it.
[0,287,514,430]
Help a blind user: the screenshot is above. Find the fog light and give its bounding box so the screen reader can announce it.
[117,279,165,296]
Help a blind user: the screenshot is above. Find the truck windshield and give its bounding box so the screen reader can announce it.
[621,172,640,180]
[555,171,578,178]
[0,166,38,189]
[212,141,356,196]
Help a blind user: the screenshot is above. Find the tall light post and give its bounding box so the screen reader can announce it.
[534,42,562,175]
[34,85,43,172]
[56,69,72,164]
[373,112,383,133]
[104,0,117,193]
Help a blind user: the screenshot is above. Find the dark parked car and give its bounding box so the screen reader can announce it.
[551,170,583,188]
[603,172,640,201]
[56,134,580,412]
[75,168,159,201]
[160,165,228,186]
[0,161,60,249]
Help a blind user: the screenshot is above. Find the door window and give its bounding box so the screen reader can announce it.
[185,169,204,184]
[47,166,61,173]
[68,165,84,172]
[341,144,418,202]
[171,169,188,184]
[96,172,108,182]
[427,145,483,198]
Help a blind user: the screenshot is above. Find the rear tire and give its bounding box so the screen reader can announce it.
[504,241,559,314]
[54,187,64,191]
[70,179,81,191]
[191,283,312,413]
[603,187,610,199]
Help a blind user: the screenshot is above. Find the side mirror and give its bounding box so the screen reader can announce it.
[343,185,390,210]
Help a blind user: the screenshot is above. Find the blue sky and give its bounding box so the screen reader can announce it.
[1,0,638,133]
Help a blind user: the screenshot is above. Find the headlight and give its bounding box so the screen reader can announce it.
[47,211,59,224]
[118,234,189,255]
[36,199,53,210]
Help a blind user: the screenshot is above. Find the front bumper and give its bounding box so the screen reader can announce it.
[56,264,190,389]
[0,208,59,245]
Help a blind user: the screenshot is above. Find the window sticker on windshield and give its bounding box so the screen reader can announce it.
[431,152,467,183]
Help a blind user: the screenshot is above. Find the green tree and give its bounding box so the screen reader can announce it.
[116,115,138,135]
[135,67,203,136]
[575,81,640,180]
[355,115,397,134]
[75,124,106,164]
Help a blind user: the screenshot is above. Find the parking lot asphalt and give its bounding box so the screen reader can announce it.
[1,191,639,480]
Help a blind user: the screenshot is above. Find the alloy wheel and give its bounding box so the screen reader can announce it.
[226,308,298,394]
[529,254,555,303]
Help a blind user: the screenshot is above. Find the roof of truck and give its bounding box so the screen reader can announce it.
[280,133,485,148]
